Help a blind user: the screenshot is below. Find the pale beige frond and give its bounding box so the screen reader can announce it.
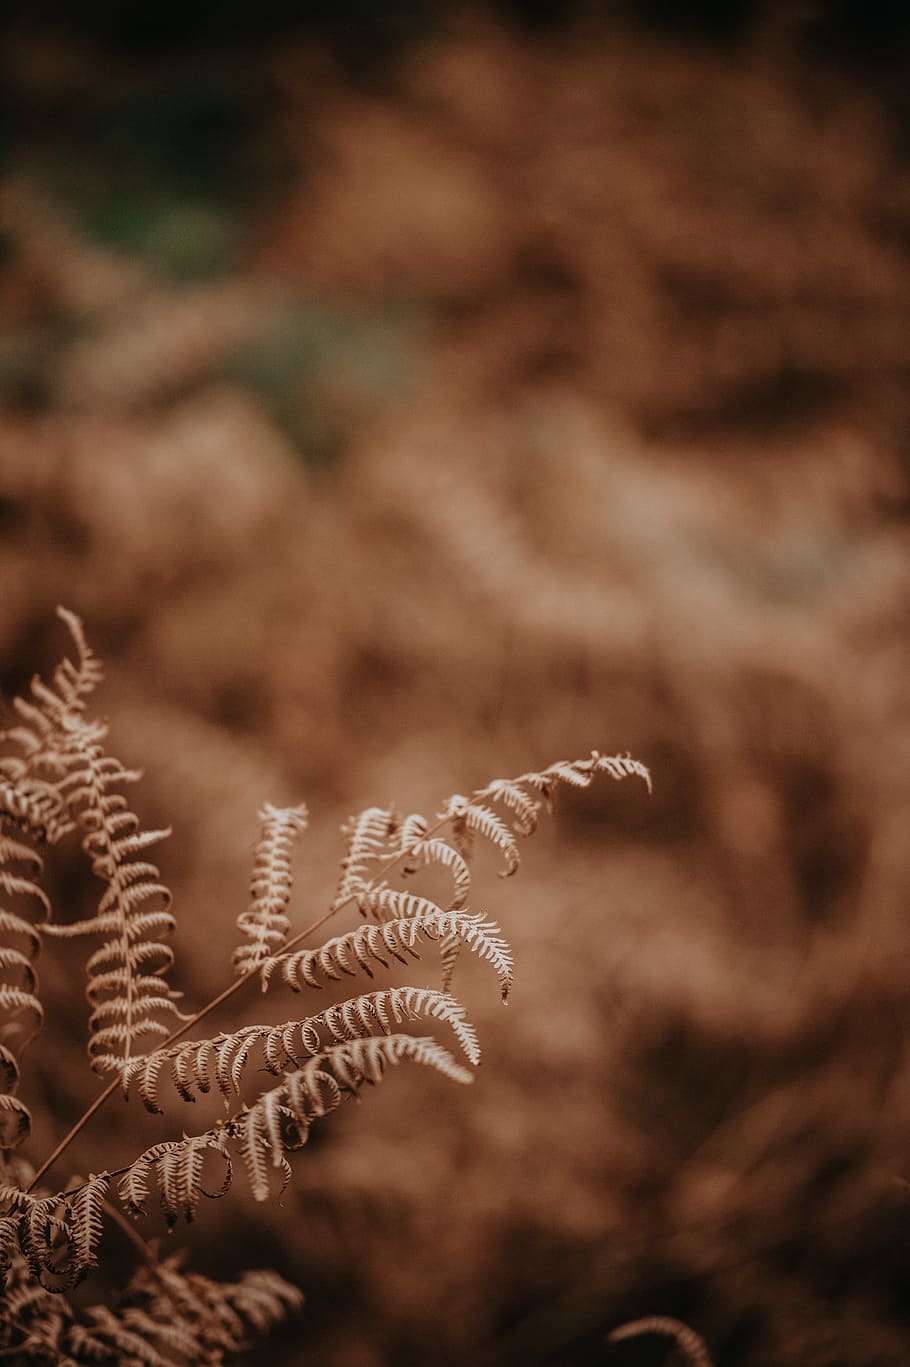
[119,1134,232,1227]
[483,750,653,808]
[441,799,520,876]
[480,778,541,834]
[311,987,481,1066]
[0,828,47,1150]
[122,987,480,1111]
[0,613,182,1072]
[431,749,651,895]
[0,607,102,829]
[438,931,461,993]
[119,1033,473,1216]
[233,802,309,977]
[262,908,513,1000]
[333,806,398,907]
[407,837,471,908]
[360,886,448,923]
[396,813,429,873]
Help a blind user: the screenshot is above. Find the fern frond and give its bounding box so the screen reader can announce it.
[0,781,67,845]
[263,907,514,1000]
[0,1211,20,1277]
[0,612,182,1072]
[67,1176,107,1280]
[360,886,449,923]
[0,828,47,1150]
[0,607,102,762]
[122,986,480,1111]
[608,1316,714,1367]
[216,1266,304,1337]
[479,778,541,834]
[0,1247,75,1359]
[4,1174,110,1291]
[396,813,429,872]
[119,1255,302,1363]
[492,750,653,803]
[304,1033,474,1091]
[75,1307,178,1366]
[406,836,471,907]
[0,608,102,849]
[334,806,398,907]
[0,1229,301,1363]
[38,727,180,1072]
[435,749,651,880]
[313,986,481,1064]
[443,799,520,876]
[119,1135,232,1224]
[233,802,308,976]
[119,1033,472,1215]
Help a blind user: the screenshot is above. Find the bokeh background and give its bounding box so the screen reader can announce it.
[3,2,910,1363]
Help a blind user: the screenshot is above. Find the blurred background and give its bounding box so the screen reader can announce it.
[3,1,910,1363]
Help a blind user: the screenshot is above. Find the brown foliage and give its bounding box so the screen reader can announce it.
[2,8,910,1365]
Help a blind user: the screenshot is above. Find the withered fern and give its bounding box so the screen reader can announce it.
[0,609,653,1363]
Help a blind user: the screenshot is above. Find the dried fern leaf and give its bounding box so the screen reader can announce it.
[39,734,180,1072]
[119,1135,232,1224]
[67,1175,108,1283]
[122,986,479,1111]
[121,1256,302,1362]
[0,781,66,845]
[490,750,653,804]
[0,829,48,1150]
[5,1174,110,1291]
[76,1306,178,1366]
[152,1261,287,1358]
[479,778,541,834]
[263,907,514,1000]
[396,813,429,873]
[118,1140,178,1219]
[440,799,520,876]
[407,836,471,908]
[334,806,398,907]
[0,1224,300,1364]
[312,986,481,1065]
[608,1316,714,1367]
[438,931,461,993]
[0,612,182,1072]
[120,1033,472,1216]
[0,608,102,757]
[233,802,308,977]
[360,886,450,923]
[0,608,102,845]
[0,1246,76,1360]
[435,750,651,879]
[216,1266,303,1337]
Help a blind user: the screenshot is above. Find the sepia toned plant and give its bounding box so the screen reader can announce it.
[0,609,652,1362]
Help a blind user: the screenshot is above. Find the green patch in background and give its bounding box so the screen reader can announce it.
[78,191,239,282]
[25,56,281,282]
[223,298,425,468]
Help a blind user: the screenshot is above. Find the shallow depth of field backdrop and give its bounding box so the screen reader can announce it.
[3,3,910,1363]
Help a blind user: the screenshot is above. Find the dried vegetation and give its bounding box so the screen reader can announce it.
[1,6,910,1364]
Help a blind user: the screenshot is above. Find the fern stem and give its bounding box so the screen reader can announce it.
[27,812,453,1193]
[27,1077,119,1192]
